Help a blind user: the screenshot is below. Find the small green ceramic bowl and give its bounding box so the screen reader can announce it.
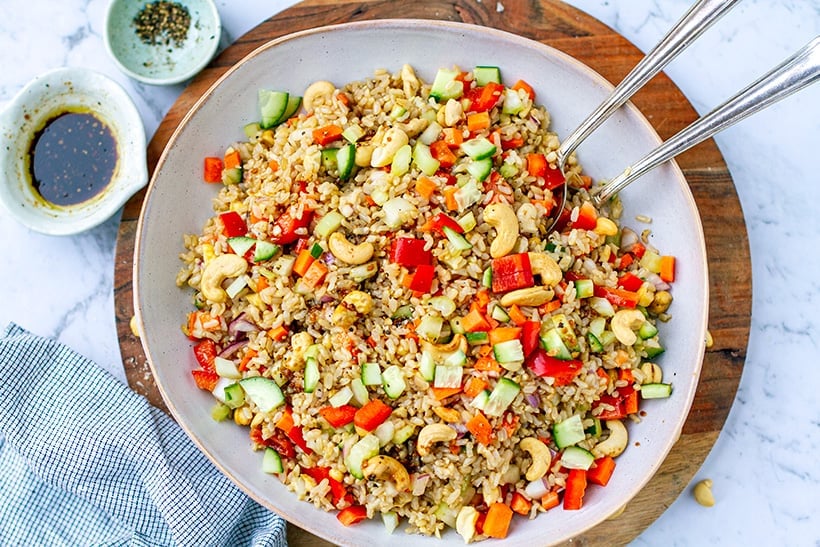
[104,0,221,86]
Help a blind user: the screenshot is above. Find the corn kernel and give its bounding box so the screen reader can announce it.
[594,217,619,236]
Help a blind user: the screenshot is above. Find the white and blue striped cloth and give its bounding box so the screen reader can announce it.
[0,323,287,546]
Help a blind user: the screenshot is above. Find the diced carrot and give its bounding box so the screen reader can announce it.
[624,390,639,415]
[660,255,676,283]
[462,308,492,333]
[587,455,617,487]
[312,124,344,145]
[354,399,393,431]
[254,276,269,292]
[336,92,351,107]
[431,386,462,401]
[191,369,219,391]
[442,127,463,147]
[224,149,241,170]
[269,325,289,341]
[203,157,223,183]
[430,140,457,168]
[506,304,528,326]
[467,111,491,132]
[488,326,522,346]
[541,490,560,510]
[476,344,493,357]
[268,159,279,171]
[511,79,535,100]
[526,153,548,178]
[618,253,634,270]
[415,175,438,200]
[500,136,525,150]
[238,348,258,372]
[301,260,328,289]
[292,249,315,277]
[476,288,491,313]
[443,186,459,211]
[336,505,367,526]
[474,356,502,374]
[501,413,520,438]
[276,407,295,433]
[510,491,533,516]
[463,376,488,398]
[466,412,494,446]
[483,502,513,539]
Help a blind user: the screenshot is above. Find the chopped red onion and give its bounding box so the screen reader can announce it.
[412,473,430,496]
[228,313,258,337]
[219,340,247,359]
[524,478,550,499]
[620,227,639,251]
[645,272,671,291]
[525,393,541,408]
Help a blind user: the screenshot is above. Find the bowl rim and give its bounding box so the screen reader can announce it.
[135,18,708,545]
[103,0,222,86]
[0,66,147,236]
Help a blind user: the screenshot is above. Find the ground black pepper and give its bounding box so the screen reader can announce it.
[133,1,192,47]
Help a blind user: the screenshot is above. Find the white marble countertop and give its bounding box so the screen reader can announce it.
[1,0,818,544]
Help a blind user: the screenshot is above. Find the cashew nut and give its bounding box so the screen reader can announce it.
[592,419,628,458]
[328,232,374,265]
[640,362,663,384]
[331,290,374,328]
[400,64,421,98]
[520,437,552,482]
[693,478,715,507]
[499,287,554,307]
[355,144,373,167]
[371,127,409,167]
[611,309,646,346]
[290,332,314,363]
[419,334,468,364]
[484,202,519,258]
[443,98,463,127]
[200,254,248,303]
[648,290,673,315]
[516,203,539,234]
[528,252,563,287]
[302,80,335,112]
[361,455,410,492]
[397,118,429,138]
[417,423,457,456]
[594,217,619,236]
[456,506,480,544]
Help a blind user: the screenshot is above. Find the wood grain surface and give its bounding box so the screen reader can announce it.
[113,1,751,545]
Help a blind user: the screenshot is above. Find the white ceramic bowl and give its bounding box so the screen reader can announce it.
[0,67,147,236]
[135,20,708,546]
[104,0,221,86]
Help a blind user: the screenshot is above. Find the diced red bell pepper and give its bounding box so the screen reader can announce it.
[191,369,219,391]
[422,212,464,236]
[563,468,588,510]
[466,82,505,113]
[430,140,457,168]
[542,164,565,191]
[593,285,639,308]
[275,407,312,454]
[594,393,626,420]
[193,339,218,372]
[618,272,644,292]
[527,153,549,178]
[571,202,598,231]
[251,427,296,459]
[521,320,541,358]
[405,264,436,293]
[389,237,432,267]
[587,456,616,487]
[629,241,647,259]
[270,207,314,245]
[203,156,223,183]
[337,505,368,526]
[491,253,535,294]
[313,124,344,146]
[219,211,247,238]
[526,348,582,386]
[501,136,525,150]
[301,466,353,507]
[319,404,358,428]
[353,399,392,432]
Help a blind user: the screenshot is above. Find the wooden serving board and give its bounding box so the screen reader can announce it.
[113,1,751,545]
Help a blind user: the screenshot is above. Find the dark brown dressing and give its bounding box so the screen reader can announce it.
[28,111,117,207]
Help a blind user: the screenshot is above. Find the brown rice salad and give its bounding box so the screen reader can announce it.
[177,64,677,540]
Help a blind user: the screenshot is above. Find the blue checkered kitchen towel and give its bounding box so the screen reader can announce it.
[0,323,287,547]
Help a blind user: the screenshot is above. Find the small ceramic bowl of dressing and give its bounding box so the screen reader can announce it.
[0,67,148,236]
[104,0,221,86]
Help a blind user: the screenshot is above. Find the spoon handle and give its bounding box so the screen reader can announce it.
[557,0,741,164]
[592,36,820,205]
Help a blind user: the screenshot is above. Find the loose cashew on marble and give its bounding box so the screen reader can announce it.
[499,286,554,307]
[370,127,409,167]
[416,423,457,456]
[200,254,248,303]
[331,290,374,328]
[693,479,715,507]
[592,420,628,458]
[484,202,519,258]
[420,333,468,363]
[328,232,374,265]
[456,506,480,544]
[302,80,335,111]
[520,437,552,481]
[611,309,647,346]
[361,455,411,492]
[528,252,563,287]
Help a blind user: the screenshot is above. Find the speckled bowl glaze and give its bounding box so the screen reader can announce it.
[104,0,221,86]
[135,20,709,547]
[0,67,147,236]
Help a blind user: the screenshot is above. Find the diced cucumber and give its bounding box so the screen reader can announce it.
[455,179,483,209]
[498,162,519,178]
[211,377,235,404]
[304,344,321,360]
[502,88,525,115]
[416,314,444,342]
[225,275,248,299]
[553,414,585,448]
[466,158,493,182]
[337,143,356,180]
[262,447,284,474]
[444,349,467,367]
[641,338,665,358]
[638,320,659,340]
[419,351,436,382]
[374,421,395,446]
[598,330,617,348]
[253,240,280,263]
[222,167,243,185]
[587,332,604,353]
[243,122,262,140]
[382,197,417,229]
[561,445,595,470]
[433,365,463,389]
[429,68,464,101]
[272,255,296,277]
[481,267,493,288]
[640,382,673,399]
[442,226,472,254]
[239,377,285,413]
[350,262,378,283]
[227,236,256,256]
[392,423,416,444]
[214,356,242,379]
[342,124,365,143]
[418,121,443,145]
[493,339,524,364]
[574,279,594,299]
[589,296,616,317]
[389,104,408,120]
[258,89,290,128]
[280,94,302,123]
[585,417,603,437]
[413,142,441,176]
[490,304,510,323]
[303,356,320,393]
[429,295,457,318]
[382,511,399,534]
[483,377,520,417]
[350,377,369,406]
[470,389,490,411]
[449,317,466,335]
[551,314,579,350]
[211,402,231,422]
[589,317,607,337]
[435,501,459,528]
[457,211,477,233]
[223,382,245,409]
[345,434,380,479]
[321,147,338,170]
[314,210,345,239]
[474,65,501,86]
[391,144,412,177]
[640,250,663,274]
[382,365,406,399]
[308,242,323,259]
[540,328,572,360]
[391,304,415,320]
[361,362,383,386]
[465,331,489,345]
[329,386,354,407]
[460,137,496,160]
